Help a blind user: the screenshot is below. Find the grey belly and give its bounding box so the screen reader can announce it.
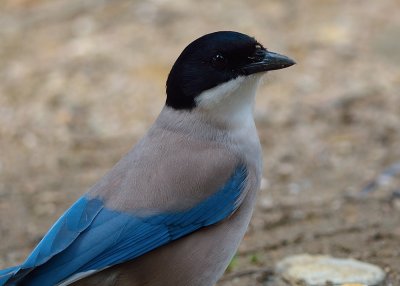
[71,190,257,286]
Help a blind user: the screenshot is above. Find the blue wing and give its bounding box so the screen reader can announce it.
[0,165,247,286]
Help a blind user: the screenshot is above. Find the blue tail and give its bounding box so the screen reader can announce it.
[0,266,19,285]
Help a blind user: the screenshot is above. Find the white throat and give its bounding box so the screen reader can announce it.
[195,75,263,128]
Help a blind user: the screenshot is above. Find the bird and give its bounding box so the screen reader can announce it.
[0,31,295,286]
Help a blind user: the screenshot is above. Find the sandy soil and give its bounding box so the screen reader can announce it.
[0,0,399,285]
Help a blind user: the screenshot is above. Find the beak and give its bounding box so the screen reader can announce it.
[241,50,296,75]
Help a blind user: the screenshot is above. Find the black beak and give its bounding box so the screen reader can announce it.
[241,50,296,75]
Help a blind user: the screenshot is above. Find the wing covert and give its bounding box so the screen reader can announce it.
[1,164,247,286]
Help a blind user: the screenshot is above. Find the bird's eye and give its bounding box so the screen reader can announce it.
[211,54,227,69]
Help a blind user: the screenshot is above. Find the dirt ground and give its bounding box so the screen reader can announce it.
[0,0,399,285]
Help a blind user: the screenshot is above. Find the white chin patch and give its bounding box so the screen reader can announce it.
[195,76,246,108]
[194,74,264,127]
[195,74,263,109]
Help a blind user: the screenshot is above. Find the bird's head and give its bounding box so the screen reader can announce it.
[166,31,295,114]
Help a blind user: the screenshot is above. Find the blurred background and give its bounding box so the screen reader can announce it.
[0,0,399,285]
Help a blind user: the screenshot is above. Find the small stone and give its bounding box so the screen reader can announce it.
[276,254,385,286]
[288,182,301,195]
[260,177,270,190]
[259,196,274,210]
[276,162,294,180]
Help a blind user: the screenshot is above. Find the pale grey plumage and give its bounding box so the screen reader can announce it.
[71,76,264,286]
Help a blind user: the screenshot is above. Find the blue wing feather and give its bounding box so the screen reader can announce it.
[0,164,247,286]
